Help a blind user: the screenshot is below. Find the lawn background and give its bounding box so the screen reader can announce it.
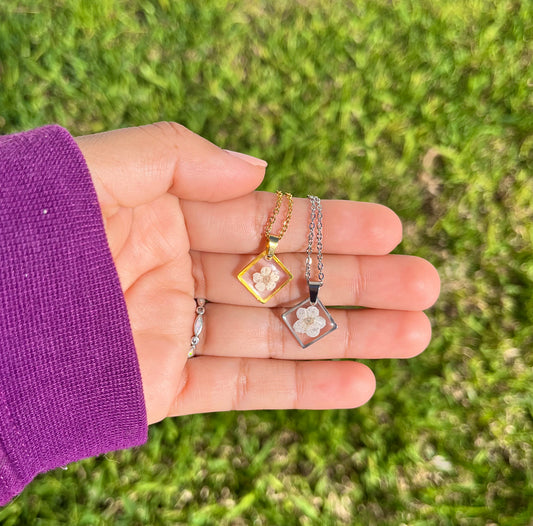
[1,1,532,524]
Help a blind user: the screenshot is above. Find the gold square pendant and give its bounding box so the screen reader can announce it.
[237,250,293,303]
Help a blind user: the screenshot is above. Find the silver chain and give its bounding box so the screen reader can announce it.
[305,196,324,283]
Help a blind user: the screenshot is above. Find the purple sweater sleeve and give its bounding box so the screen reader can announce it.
[0,126,148,505]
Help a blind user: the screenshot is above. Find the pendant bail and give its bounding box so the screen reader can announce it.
[308,281,323,305]
[266,235,280,259]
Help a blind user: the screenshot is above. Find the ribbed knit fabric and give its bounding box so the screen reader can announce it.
[0,126,148,505]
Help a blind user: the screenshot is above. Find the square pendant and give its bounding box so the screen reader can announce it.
[282,298,337,348]
[237,250,293,303]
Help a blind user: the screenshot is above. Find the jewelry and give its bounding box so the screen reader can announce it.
[188,298,206,358]
[237,191,294,303]
[282,195,337,348]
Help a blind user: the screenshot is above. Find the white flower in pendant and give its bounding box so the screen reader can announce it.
[252,266,280,292]
[293,306,327,338]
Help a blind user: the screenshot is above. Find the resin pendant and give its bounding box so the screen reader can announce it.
[237,249,293,303]
[282,297,337,348]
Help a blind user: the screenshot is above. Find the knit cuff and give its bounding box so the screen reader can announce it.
[0,125,147,505]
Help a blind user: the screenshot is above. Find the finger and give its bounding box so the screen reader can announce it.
[181,192,402,255]
[110,193,192,290]
[192,252,441,311]
[75,121,267,214]
[133,331,186,425]
[124,269,194,337]
[169,357,376,415]
[124,268,194,424]
[195,305,431,360]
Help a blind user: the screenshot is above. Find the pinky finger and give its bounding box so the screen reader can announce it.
[169,357,376,416]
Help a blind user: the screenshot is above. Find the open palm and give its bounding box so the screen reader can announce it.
[76,122,440,425]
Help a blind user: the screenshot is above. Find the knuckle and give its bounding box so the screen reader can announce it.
[191,251,208,298]
[232,358,251,410]
[292,362,304,410]
[351,256,366,304]
[267,308,285,359]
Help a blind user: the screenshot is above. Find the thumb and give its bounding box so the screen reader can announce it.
[75,121,267,210]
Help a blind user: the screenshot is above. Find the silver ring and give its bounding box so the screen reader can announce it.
[188,298,206,358]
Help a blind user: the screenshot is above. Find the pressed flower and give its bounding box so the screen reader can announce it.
[252,266,280,292]
[292,306,326,338]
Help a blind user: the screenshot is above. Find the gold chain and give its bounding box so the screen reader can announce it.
[264,191,293,241]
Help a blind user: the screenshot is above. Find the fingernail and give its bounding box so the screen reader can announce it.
[224,149,268,168]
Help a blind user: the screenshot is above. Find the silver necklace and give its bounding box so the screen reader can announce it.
[282,195,337,348]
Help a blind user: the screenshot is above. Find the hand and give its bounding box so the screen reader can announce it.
[75,122,440,425]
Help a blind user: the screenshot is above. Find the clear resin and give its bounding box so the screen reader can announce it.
[237,250,293,303]
[282,298,337,348]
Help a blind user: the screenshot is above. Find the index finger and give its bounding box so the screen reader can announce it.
[181,192,402,255]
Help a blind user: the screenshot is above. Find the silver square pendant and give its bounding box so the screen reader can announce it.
[282,298,337,348]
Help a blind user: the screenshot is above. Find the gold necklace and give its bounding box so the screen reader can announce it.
[237,191,294,303]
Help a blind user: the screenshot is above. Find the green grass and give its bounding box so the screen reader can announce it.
[1,0,532,524]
